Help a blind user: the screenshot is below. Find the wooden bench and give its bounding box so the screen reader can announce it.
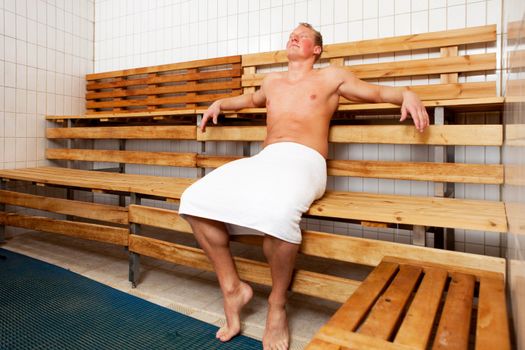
[0,24,511,348]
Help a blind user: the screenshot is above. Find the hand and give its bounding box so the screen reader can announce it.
[400,91,429,133]
[200,100,221,132]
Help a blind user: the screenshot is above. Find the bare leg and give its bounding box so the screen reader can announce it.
[184,215,253,342]
[262,235,300,350]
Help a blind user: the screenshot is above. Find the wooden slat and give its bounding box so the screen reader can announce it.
[198,125,502,145]
[0,167,195,199]
[86,91,241,109]
[394,268,448,349]
[441,46,459,83]
[340,54,495,79]
[314,325,418,350]
[197,126,266,141]
[87,55,241,80]
[359,265,422,339]
[46,125,197,140]
[476,276,511,350]
[305,338,341,350]
[196,155,243,168]
[127,205,506,276]
[308,191,507,233]
[325,261,399,331]
[432,273,475,350]
[46,149,198,168]
[241,25,496,66]
[128,234,359,303]
[46,109,196,120]
[327,160,503,184]
[87,66,242,91]
[0,190,128,224]
[86,80,241,100]
[329,125,503,145]
[0,212,128,245]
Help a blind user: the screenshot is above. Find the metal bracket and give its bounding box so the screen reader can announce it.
[128,193,141,288]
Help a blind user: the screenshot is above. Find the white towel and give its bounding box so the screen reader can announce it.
[179,142,327,244]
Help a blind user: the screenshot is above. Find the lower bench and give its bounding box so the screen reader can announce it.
[306,257,510,350]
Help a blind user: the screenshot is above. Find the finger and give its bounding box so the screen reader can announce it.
[200,115,210,132]
[400,105,408,122]
[213,114,218,125]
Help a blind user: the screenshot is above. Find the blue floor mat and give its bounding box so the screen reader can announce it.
[0,248,262,349]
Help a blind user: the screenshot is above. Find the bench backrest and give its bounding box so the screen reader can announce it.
[85,56,242,114]
[241,25,499,112]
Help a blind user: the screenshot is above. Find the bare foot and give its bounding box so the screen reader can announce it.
[263,303,290,350]
[216,281,253,342]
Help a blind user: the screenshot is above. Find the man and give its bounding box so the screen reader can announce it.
[179,23,429,350]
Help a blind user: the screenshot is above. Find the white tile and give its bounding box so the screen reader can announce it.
[16,64,26,89]
[5,87,16,112]
[320,0,334,25]
[16,40,26,65]
[395,0,411,14]
[363,0,378,19]
[411,10,428,34]
[334,22,348,42]
[270,5,283,33]
[429,7,446,31]
[5,112,16,137]
[379,0,395,16]
[282,4,294,31]
[5,36,16,62]
[363,18,378,39]
[307,0,321,26]
[37,22,46,46]
[334,0,348,23]
[466,1,486,27]
[5,10,16,37]
[5,137,16,162]
[16,14,27,40]
[447,4,466,29]
[26,91,36,114]
[15,137,27,161]
[448,0,466,6]
[36,92,45,115]
[37,0,46,24]
[27,19,37,44]
[4,61,16,88]
[394,13,411,35]
[259,8,270,34]
[379,15,394,38]
[249,0,259,12]
[16,88,27,113]
[412,0,428,12]
[27,43,37,68]
[15,113,26,137]
[487,0,499,26]
[348,0,363,21]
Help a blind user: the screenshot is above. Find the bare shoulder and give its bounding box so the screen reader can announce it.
[319,65,353,79]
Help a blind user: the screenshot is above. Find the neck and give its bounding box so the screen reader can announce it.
[287,59,315,80]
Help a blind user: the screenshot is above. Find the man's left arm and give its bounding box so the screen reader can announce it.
[335,68,429,132]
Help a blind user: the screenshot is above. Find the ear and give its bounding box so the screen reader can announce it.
[313,46,322,55]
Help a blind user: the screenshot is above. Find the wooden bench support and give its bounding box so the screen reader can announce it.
[129,193,141,288]
[306,258,510,350]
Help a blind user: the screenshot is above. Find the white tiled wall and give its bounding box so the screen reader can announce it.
[1,0,94,170]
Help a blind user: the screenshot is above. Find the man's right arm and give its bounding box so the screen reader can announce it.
[200,85,266,132]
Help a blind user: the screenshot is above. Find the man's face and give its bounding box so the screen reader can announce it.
[286,26,321,59]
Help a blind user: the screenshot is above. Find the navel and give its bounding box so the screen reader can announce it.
[310,94,317,100]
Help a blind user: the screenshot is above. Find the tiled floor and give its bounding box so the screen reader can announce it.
[1,229,369,349]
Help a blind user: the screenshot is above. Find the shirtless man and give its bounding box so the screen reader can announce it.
[180,23,429,350]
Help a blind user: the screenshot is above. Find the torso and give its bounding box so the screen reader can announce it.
[262,67,341,158]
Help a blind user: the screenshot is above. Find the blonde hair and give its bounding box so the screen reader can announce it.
[299,22,323,61]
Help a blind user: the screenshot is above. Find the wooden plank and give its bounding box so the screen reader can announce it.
[0,189,128,224]
[329,125,503,146]
[305,338,341,350]
[46,125,197,140]
[86,91,241,109]
[87,66,242,91]
[46,149,198,168]
[86,80,241,100]
[127,205,506,276]
[86,55,241,80]
[476,276,511,350]
[345,53,495,79]
[196,155,243,168]
[432,273,475,350]
[46,109,197,120]
[0,167,195,199]
[0,212,128,245]
[128,234,359,302]
[359,265,422,339]
[394,268,448,349]
[241,25,496,66]
[441,46,459,83]
[129,205,192,233]
[327,160,503,184]
[308,191,508,233]
[326,261,399,331]
[315,325,418,350]
[197,126,266,141]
